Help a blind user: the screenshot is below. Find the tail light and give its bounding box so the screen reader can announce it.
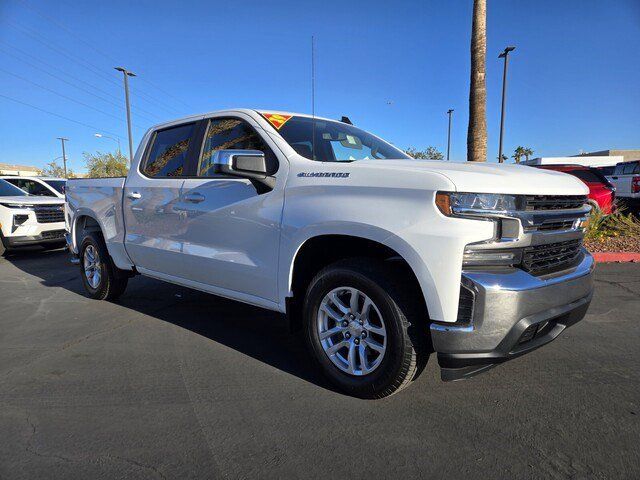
[633,176,640,194]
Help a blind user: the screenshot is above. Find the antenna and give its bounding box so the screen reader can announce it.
[311,35,316,161]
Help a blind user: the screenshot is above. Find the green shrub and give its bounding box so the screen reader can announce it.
[585,205,640,241]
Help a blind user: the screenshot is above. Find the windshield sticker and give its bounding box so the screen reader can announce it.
[261,113,292,130]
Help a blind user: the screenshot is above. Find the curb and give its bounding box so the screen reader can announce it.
[591,252,640,263]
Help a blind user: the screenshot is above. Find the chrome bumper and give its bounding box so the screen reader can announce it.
[431,250,594,381]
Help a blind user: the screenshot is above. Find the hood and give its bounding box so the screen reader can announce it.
[354,159,589,196]
[0,196,65,205]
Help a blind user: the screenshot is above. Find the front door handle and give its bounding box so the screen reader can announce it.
[127,191,142,200]
[184,192,205,203]
[611,176,618,180]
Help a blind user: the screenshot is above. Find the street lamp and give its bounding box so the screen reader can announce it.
[94,133,121,154]
[497,46,516,164]
[446,109,454,161]
[114,66,136,164]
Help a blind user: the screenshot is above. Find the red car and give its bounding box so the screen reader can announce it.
[535,165,615,214]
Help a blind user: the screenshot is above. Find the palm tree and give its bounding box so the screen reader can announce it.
[467,0,487,162]
[513,146,526,164]
[523,147,534,162]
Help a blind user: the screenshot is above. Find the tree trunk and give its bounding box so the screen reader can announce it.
[467,0,487,162]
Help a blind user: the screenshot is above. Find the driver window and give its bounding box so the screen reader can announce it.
[198,118,278,177]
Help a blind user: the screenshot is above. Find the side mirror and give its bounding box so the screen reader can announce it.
[211,150,275,189]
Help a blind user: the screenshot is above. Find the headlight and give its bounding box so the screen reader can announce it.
[463,248,522,267]
[436,192,520,216]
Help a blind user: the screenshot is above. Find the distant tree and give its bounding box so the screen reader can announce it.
[512,146,534,164]
[84,151,128,178]
[40,160,76,178]
[512,146,526,164]
[497,154,508,162]
[405,146,445,160]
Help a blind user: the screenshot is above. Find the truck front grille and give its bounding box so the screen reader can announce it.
[525,195,587,211]
[521,239,583,275]
[34,205,65,223]
[524,219,576,232]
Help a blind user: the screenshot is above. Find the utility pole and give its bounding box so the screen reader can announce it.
[115,66,136,164]
[57,137,69,177]
[497,46,516,163]
[446,109,454,161]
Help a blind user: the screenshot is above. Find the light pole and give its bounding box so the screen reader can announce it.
[497,46,515,163]
[57,137,69,178]
[114,66,136,164]
[446,109,454,161]
[94,133,121,154]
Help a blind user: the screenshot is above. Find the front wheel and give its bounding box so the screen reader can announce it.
[79,232,128,300]
[304,258,428,399]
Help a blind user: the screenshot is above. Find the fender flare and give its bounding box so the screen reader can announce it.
[279,223,440,320]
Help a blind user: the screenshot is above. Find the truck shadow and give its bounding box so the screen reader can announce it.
[4,248,336,393]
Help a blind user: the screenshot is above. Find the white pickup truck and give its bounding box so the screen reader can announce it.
[607,160,640,207]
[66,109,594,398]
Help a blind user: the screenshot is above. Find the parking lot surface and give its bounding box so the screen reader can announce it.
[1,249,639,479]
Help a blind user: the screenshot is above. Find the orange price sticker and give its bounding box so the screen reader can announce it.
[261,113,292,130]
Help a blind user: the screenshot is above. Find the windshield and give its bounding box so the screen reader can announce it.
[43,179,66,194]
[273,116,410,162]
[0,179,29,197]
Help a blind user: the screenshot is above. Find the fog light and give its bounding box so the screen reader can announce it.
[463,249,522,267]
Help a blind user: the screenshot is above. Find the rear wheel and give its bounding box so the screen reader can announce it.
[79,232,128,300]
[304,258,428,399]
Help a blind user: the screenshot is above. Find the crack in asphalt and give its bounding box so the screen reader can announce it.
[23,412,167,479]
[1,320,134,379]
[594,278,639,296]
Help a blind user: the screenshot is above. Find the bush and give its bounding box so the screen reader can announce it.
[585,205,640,241]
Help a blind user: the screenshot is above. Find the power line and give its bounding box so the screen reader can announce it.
[6,20,181,116]
[0,67,145,129]
[0,93,124,139]
[18,0,194,112]
[0,45,162,123]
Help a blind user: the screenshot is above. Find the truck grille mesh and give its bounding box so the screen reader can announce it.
[522,239,583,274]
[525,195,587,211]
[34,205,65,223]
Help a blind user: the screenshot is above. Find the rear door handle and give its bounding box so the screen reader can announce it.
[611,176,618,180]
[184,192,205,203]
[127,191,142,200]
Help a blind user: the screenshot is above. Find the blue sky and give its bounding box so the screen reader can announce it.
[0,0,639,172]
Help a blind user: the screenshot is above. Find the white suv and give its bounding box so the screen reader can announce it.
[0,179,66,256]
[0,176,66,198]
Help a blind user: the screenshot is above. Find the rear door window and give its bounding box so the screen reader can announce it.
[623,163,637,175]
[143,123,196,178]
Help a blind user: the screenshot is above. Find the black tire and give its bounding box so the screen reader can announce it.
[79,231,128,300]
[304,258,428,399]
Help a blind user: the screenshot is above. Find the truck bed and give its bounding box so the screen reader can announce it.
[66,177,128,266]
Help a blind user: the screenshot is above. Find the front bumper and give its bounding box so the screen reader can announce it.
[431,250,594,381]
[5,229,67,247]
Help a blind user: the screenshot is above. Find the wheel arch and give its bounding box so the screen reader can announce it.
[283,231,435,331]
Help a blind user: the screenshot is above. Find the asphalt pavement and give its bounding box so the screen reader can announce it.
[1,249,639,479]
